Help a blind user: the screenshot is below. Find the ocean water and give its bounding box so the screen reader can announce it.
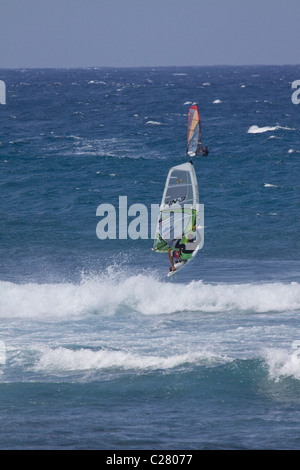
[0,66,300,450]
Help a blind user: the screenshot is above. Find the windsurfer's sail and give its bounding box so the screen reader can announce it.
[186,105,201,157]
[152,162,200,253]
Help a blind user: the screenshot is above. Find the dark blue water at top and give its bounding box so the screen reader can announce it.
[1,66,299,283]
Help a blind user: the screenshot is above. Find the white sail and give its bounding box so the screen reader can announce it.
[153,162,199,252]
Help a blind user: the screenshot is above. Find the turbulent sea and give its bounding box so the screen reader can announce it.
[0,66,300,450]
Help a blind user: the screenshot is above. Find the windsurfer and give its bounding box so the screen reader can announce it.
[168,226,201,272]
[199,145,209,157]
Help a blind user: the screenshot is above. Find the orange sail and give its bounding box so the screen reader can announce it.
[187,105,201,157]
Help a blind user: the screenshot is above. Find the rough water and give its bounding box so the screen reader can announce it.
[0,66,300,449]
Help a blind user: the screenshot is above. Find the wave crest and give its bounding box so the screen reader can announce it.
[248,124,295,134]
[263,347,300,381]
[0,273,300,319]
[33,346,223,372]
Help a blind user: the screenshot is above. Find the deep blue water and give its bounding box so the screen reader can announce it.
[0,66,300,449]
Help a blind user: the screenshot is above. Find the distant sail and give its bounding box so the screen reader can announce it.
[186,105,201,157]
[152,162,199,252]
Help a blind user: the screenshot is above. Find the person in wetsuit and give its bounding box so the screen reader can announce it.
[200,145,209,157]
[168,226,201,272]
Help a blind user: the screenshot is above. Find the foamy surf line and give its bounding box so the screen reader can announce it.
[1,276,300,318]
[32,346,226,373]
[22,345,300,382]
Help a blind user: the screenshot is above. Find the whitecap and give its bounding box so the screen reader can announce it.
[145,121,162,125]
[88,80,106,85]
[248,125,295,134]
[68,135,82,140]
[1,276,300,319]
[33,345,227,373]
[263,347,300,381]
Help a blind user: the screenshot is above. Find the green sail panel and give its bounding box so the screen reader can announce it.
[153,162,199,252]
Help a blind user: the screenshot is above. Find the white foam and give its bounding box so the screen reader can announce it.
[213,99,222,104]
[263,183,278,188]
[248,125,295,134]
[34,345,225,372]
[145,121,162,125]
[87,80,106,85]
[263,347,300,381]
[1,275,300,319]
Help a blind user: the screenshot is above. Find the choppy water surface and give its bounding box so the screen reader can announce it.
[0,66,300,449]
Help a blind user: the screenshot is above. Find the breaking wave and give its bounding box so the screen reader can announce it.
[27,344,300,382]
[1,272,300,319]
[33,346,225,373]
[263,347,300,381]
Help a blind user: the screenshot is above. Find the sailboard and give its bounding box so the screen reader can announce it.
[152,104,204,277]
[152,161,201,276]
[186,105,201,157]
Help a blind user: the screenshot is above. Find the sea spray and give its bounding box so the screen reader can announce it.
[1,272,300,319]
